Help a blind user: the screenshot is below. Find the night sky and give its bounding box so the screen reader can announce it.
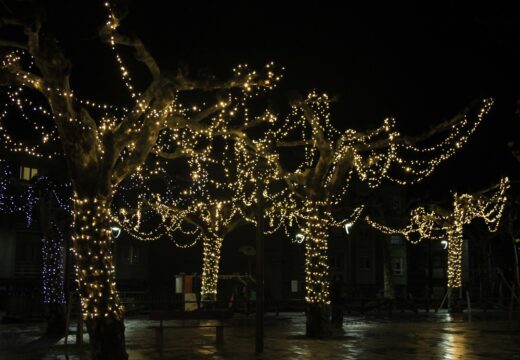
[3,1,520,199]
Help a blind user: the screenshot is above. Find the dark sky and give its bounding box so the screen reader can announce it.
[3,1,520,197]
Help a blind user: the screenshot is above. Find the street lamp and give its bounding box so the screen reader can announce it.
[295,233,306,244]
[344,222,353,235]
[111,226,121,238]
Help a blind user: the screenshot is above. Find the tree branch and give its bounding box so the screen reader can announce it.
[299,100,333,192]
[360,99,484,152]
[154,146,207,160]
[0,68,45,93]
[99,23,160,80]
[1,13,103,180]
[111,115,162,186]
[223,217,246,237]
[276,139,312,147]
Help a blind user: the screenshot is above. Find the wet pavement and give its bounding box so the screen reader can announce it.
[1,311,519,359]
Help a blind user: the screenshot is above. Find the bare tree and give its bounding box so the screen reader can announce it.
[231,92,493,336]
[0,2,276,358]
[367,178,509,312]
[143,199,246,302]
[0,2,498,350]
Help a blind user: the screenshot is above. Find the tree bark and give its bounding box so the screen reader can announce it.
[306,303,331,338]
[513,236,520,290]
[86,317,127,360]
[303,204,332,338]
[447,287,462,313]
[45,303,66,335]
[39,188,66,335]
[72,192,128,360]
[201,234,223,301]
[382,237,396,300]
[446,227,463,313]
[478,237,491,308]
[41,233,66,335]
[447,227,463,289]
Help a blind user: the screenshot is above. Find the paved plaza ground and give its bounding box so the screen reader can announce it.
[1,311,519,359]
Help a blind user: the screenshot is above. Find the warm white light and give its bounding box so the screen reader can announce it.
[295,233,306,243]
[344,222,353,235]
[111,226,121,238]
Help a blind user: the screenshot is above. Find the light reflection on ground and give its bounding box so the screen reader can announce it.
[0,311,519,359]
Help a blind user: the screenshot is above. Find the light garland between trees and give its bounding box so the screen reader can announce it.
[0,0,496,319]
[366,177,509,288]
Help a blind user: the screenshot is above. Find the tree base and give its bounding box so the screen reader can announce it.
[201,293,217,302]
[45,304,66,335]
[306,303,332,338]
[86,316,128,360]
[201,294,217,309]
[448,288,463,313]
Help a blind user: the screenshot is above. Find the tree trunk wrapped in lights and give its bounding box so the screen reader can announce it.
[41,232,65,298]
[240,93,492,337]
[302,203,332,337]
[0,3,278,357]
[196,207,245,302]
[37,179,68,334]
[303,206,330,305]
[72,194,126,358]
[446,226,463,289]
[201,234,224,301]
[41,223,66,333]
[446,226,464,311]
[137,200,245,302]
[367,177,509,312]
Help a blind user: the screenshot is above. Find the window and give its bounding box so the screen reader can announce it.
[392,257,404,276]
[19,166,38,181]
[290,280,299,293]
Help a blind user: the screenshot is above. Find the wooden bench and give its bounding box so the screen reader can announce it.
[149,310,233,348]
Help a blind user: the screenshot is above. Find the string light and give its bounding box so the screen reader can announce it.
[1,1,284,322]
[0,1,494,318]
[71,195,124,319]
[0,158,13,212]
[42,221,66,304]
[366,177,509,288]
[0,160,69,305]
[110,91,491,307]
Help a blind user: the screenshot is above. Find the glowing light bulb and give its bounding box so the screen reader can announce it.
[111,226,121,238]
[344,222,353,235]
[295,233,306,244]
